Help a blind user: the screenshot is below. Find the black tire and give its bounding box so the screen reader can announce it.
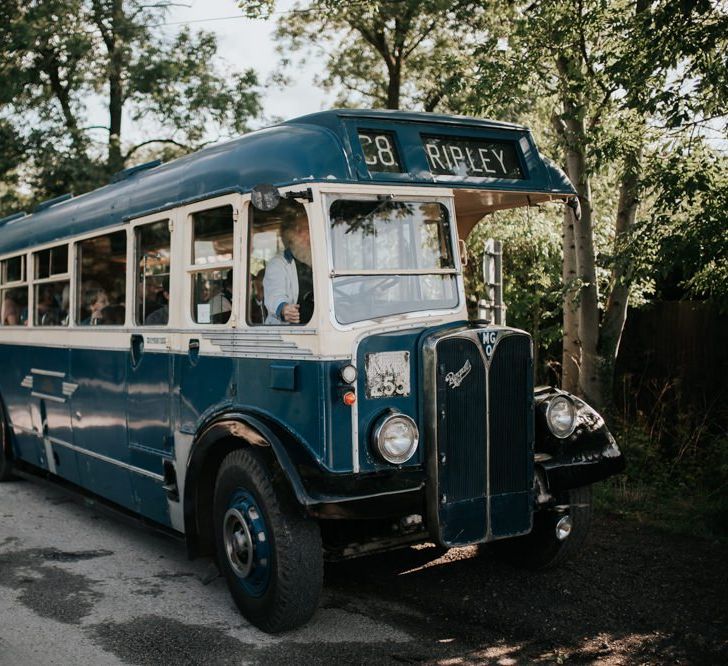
[0,411,14,482]
[213,447,323,633]
[490,485,593,570]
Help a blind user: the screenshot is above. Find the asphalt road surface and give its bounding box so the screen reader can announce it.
[1,475,726,665]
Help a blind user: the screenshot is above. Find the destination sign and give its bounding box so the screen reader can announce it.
[358,131,403,173]
[422,135,524,179]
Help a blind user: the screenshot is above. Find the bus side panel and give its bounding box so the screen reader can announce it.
[0,343,43,467]
[26,345,82,485]
[69,344,136,513]
[127,344,173,527]
[177,353,331,470]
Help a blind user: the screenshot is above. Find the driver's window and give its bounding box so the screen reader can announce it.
[247,200,313,326]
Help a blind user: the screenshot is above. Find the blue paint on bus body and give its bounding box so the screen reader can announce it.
[0,341,372,525]
[0,110,574,256]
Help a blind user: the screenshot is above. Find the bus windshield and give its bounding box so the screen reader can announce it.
[328,199,459,324]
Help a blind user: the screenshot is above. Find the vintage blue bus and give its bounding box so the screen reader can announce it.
[0,110,624,632]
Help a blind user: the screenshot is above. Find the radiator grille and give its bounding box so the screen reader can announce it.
[435,338,486,502]
[488,335,533,495]
[432,330,533,545]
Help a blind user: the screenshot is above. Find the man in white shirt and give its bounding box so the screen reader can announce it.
[263,212,313,325]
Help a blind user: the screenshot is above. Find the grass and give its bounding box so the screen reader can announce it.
[594,417,728,542]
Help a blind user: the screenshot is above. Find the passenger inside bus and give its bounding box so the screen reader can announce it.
[262,211,313,325]
[80,284,109,325]
[36,284,66,326]
[249,268,267,324]
[77,230,127,326]
[210,270,233,324]
[143,281,169,325]
[1,296,20,326]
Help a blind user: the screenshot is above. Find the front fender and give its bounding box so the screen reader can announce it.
[534,387,625,493]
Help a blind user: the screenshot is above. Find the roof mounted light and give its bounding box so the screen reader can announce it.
[251,183,281,212]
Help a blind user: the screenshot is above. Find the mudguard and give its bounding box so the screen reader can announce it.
[534,387,625,493]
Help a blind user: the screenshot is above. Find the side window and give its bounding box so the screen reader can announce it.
[0,255,28,326]
[247,200,312,326]
[33,245,70,327]
[135,220,171,326]
[190,206,234,325]
[76,230,127,326]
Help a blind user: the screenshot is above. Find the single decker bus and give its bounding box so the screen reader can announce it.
[0,109,625,632]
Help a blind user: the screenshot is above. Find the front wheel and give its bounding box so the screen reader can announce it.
[490,485,593,570]
[213,448,323,633]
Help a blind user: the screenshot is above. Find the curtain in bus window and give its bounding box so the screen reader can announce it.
[77,231,127,326]
[329,200,458,324]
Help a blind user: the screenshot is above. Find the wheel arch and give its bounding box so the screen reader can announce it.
[183,410,312,559]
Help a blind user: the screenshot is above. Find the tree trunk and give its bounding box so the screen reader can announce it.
[93,0,124,175]
[554,55,602,409]
[107,0,124,175]
[597,147,642,415]
[566,118,601,409]
[561,201,580,393]
[386,58,402,109]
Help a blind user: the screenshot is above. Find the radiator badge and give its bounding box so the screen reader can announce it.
[445,359,472,389]
[480,330,498,359]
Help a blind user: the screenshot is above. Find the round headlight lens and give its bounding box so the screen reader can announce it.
[546,395,577,438]
[340,364,357,384]
[372,414,419,464]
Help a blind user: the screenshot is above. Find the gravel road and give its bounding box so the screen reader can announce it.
[0,475,726,665]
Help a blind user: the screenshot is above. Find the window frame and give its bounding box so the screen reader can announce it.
[74,228,129,328]
[130,216,173,328]
[182,194,243,329]
[319,184,466,332]
[245,196,317,329]
[31,243,71,328]
[0,253,29,327]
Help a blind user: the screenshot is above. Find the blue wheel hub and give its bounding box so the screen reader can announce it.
[223,490,271,597]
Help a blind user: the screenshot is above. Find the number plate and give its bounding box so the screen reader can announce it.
[365,351,411,398]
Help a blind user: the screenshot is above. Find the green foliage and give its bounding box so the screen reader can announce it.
[273,0,501,111]
[596,392,728,540]
[627,141,728,308]
[0,0,262,212]
[466,207,563,383]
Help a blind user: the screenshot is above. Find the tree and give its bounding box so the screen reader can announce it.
[0,0,263,210]
[462,0,727,412]
[270,0,497,112]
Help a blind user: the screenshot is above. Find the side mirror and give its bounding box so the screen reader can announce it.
[567,196,582,221]
[251,183,281,212]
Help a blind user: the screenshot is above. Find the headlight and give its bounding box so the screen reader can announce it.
[372,413,419,464]
[339,364,357,384]
[545,395,577,438]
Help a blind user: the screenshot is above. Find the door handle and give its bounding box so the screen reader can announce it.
[130,334,144,368]
[188,338,200,366]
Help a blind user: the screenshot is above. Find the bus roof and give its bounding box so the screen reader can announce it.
[0,109,574,256]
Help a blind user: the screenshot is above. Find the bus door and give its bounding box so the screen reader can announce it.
[70,229,135,511]
[177,201,239,440]
[126,218,174,526]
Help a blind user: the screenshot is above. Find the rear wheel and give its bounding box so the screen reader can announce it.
[490,485,593,570]
[0,412,14,482]
[213,447,323,633]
